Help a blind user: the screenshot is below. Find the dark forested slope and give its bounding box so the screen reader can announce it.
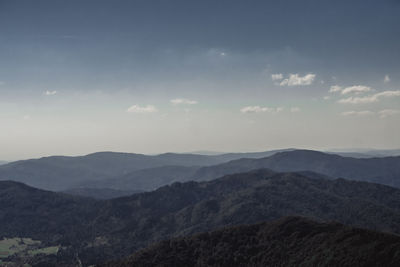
[102,216,400,267]
[3,169,400,265]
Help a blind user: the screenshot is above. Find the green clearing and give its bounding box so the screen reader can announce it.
[0,237,59,265]
[28,246,59,256]
[0,238,40,259]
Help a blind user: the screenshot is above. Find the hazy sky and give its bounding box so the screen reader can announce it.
[1,0,400,160]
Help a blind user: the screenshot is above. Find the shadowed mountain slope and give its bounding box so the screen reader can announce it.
[102,216,400,267]
[62,187,143,199]
[0,180,97,244]
[81,165,199,192]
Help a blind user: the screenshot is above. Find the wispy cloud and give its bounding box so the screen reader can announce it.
[384,75,391,83]
[341,110,374,116]
[338,90,400,104]
[279,73,316,86]
[290,107,301,113]
[127,105,158,113]
[240,106,283,113]
[271,73,283,81]
[378,109,400,118]
[44,90,57,96]
[329,85,342,93]
[340,109,400,118]
[329,85,371,95]
[170,98,198,105]
[341,85,371,95]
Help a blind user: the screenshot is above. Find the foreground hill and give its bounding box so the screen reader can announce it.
[192,150,400,188]
[3,169,400,265]
[80,169,400,264]
[103,216,400,267]
[0,180,97,244]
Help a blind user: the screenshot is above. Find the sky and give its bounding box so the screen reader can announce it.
[0,0,400,160]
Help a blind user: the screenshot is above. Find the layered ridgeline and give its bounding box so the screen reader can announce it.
[86,150,400,193]
[102,217,400,267]
[191,150,400,187]
[0,152,219,191]
[1,150,400,193]
[2,169,400,265]
[0,150,292,191]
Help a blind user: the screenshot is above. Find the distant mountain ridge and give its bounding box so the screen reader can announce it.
[1,149,400,192]
[0,149,293,191]
[87,150,400,192]
[0,152,220,190]
[191,149,400,188]
[102,216,400,267]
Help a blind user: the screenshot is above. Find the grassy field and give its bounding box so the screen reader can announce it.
[0,237,59,265]
[0,238,40,259]
[28,246,59,256]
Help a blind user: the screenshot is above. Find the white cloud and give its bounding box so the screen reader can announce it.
[279,73,316,86]
[44,90,57,96]
[240,106,283,113]
[23,115,31,120]
[329,85,342,93]
[170,98,198,105]
[341,111,374,116]
[338,90,400,104]
[378,109,400,118]
[323,96,331,100]
[271,73,283,81]
[384,75,391,83]
[127,105,158,113]
[341,85,371,95]
[290,107,301,113]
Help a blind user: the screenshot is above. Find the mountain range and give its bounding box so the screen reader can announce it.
[191,150,400,187]
[0,150,292,191]
[2,149,400,193]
